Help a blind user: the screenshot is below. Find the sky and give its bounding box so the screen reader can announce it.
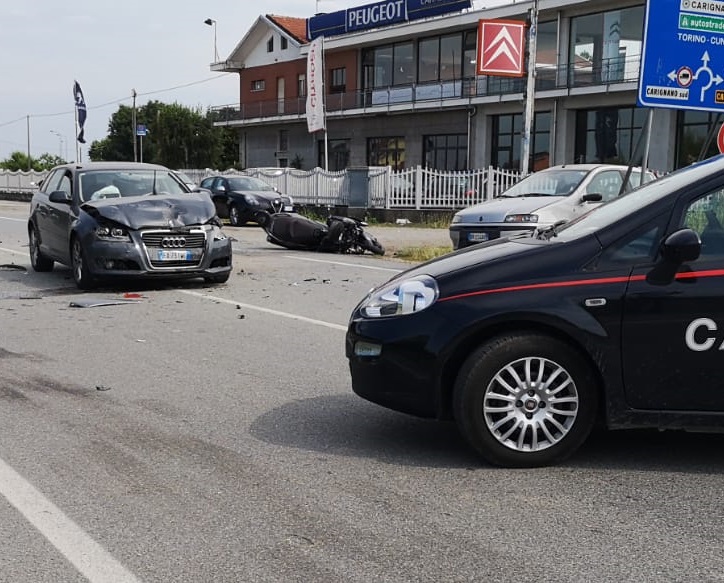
[0,0,496,164]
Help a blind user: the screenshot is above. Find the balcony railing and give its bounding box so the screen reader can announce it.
[212,54,641,124]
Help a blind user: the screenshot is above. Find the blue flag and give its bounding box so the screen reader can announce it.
[73,80,87,144]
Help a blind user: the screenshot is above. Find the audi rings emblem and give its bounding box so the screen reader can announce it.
[161,236,187,248]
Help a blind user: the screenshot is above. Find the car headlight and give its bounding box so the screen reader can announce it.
[451,214,462,224]
[96,225,130,241]
[504,214,539,223]
[244,194,260,205]
[359,274,439,318]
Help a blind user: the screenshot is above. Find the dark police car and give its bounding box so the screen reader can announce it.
[347,155,724,467]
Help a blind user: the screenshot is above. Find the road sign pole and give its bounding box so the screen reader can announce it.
[520,0,539,176]
[641,109,654,184]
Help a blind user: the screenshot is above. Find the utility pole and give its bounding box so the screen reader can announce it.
[132,89,138,162]
[520,0,539,176]
[26,115,31,171]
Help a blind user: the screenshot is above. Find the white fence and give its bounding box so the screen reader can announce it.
[182,165,523,210]
[0,170,46,193]
[0,165,523,210]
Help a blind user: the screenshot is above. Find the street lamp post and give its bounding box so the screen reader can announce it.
[50,130,66,161]
[204,18,219,62]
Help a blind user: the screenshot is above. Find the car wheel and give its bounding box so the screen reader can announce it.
[71,236,95,290]
[204,272,230,284]
[453,333,598,468]
[229,204,246,227]
[29,226,54,272]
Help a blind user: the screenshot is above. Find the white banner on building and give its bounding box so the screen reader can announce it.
[306,36,326,133]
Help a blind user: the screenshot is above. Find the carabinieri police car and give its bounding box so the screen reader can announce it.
[346,155,724,468]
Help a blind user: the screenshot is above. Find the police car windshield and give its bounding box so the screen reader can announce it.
[552,157,724,241]
[501,169,588,198]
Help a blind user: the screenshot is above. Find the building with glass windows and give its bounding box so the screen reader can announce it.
[210,0,715,173]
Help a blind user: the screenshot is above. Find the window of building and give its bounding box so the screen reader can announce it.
[267,37,274,52]
[367,137,405,169]
[281,37,288,50]
[330,68,346,94]
[318,139,350,171]
[278,130,289,153]
[463,30,477,80]
[393,42,414,86]
[676,110,720,168]
[535,21,559,89]
[491,112,551,171]
[417,33,463,83]
[423,134,467,171]
[251,79,265,92]
[362,42,415,89]
[569,6,644,87]
[574,107,647,165]
[298,74,306,97]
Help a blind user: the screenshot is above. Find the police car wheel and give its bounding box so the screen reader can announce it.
[453,333,598,468]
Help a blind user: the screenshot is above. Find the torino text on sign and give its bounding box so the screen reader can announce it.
[639,0,724,112]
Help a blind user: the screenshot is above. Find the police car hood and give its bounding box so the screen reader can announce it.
[456,196,565,223]
[391,233,601,293]
[81,193,216,230]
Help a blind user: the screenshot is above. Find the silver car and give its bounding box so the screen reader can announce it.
[449,164,657,250]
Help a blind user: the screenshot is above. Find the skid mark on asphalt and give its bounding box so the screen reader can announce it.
[283,255,402,272]
[0,457,141,582]
[179,290,347,331]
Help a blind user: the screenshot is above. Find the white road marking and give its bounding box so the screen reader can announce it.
[0,246,25,257]
[179,290,348,331]
[283,255,402,273]
[0,457,141,583]
[0,216,25,222]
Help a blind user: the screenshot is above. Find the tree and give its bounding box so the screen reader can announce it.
[0,151,63,171]
[88,101,239,169]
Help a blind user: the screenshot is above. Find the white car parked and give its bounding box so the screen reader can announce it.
[449,164,657,250]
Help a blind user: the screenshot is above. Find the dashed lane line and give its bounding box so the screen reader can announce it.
[283,255,402,272]
[179,290,348,331]
[0,457,141,582]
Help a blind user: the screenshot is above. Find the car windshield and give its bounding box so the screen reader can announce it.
[500,169,589,198]
[227,176,274,191]
[80,170,187,202]
[550,162,706,242]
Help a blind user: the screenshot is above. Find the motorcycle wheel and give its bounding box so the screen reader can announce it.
[360,232,385,255]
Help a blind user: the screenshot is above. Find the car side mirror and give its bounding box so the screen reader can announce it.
[581,193,603,203]
[646,228,701,285]
[49,190,71,204]
[661,228,701,263]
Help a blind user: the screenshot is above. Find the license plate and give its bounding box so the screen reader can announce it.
[156,250,192,261]
[468,232,489,242]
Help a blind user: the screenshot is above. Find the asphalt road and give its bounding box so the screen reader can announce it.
[1,200,724,582]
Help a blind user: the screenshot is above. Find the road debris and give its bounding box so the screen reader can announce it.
[69,297,141,308]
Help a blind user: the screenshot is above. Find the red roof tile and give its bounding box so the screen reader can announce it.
[268,15,308,44]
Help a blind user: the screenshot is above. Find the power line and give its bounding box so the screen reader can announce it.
[0,75,231,127]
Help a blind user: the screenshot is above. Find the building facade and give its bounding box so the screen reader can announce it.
[210,0,719,174]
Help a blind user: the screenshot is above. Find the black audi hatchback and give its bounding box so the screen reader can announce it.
[347,155,724,467]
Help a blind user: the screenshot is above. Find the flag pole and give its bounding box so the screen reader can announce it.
[74,103,80,163]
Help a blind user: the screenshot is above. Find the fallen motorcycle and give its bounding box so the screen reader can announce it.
[254,211,385,255]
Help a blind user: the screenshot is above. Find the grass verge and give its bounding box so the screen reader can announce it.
[393,246,453,262]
